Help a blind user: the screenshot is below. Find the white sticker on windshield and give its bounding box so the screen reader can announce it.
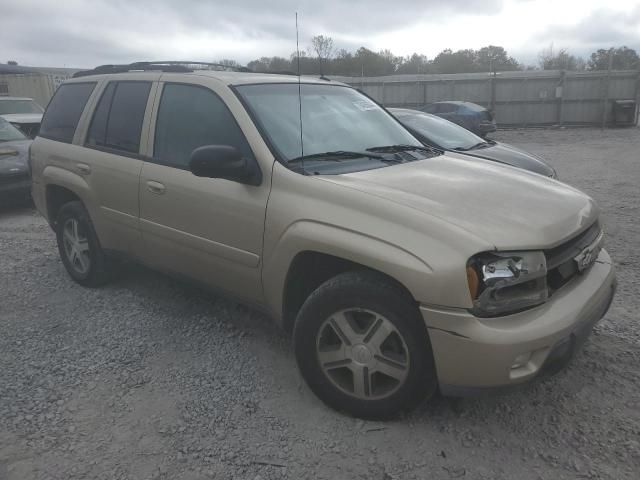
[353,99,378,111]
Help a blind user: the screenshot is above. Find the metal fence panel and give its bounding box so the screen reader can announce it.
[3,69,638,127]
[564,75,602,100]
[334,70,639,127]
[450,80,490,104]
[609,74,637,98]
[562,101,602,125]
[424,82,454,104]
[384,82,423,105]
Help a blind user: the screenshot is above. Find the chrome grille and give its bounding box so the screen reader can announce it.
[545,222,602,293]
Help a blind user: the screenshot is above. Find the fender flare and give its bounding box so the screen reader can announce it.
[42,165,99,225]
[262,220,434,323]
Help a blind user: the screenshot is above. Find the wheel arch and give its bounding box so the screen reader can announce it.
[43,166,95,227]
[281,251,418,333]
[262,220,433,332]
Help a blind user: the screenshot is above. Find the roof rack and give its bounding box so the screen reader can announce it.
[141,61,253,72]
[72,61,253,78]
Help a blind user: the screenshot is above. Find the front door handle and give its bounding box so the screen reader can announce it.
[146,180,166,195]
[76,163,91,175]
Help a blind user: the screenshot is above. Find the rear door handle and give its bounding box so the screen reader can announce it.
[146,180,166,195]
[76,163,91,175]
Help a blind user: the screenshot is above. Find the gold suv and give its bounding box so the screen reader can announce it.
[30,62,616,419]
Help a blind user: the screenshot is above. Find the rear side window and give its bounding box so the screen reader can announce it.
[153,83,253,169]
[39,82,96,143]
[437,103,458,113]
[87,81,151,154]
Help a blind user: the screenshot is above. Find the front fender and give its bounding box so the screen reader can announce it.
[262,219,435,324]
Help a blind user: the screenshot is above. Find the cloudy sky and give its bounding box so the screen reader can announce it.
[3,0,640,68]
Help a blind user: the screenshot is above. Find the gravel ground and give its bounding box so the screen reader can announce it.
[1,127,639,480]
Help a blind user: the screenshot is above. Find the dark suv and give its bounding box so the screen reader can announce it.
[420,101,496,137]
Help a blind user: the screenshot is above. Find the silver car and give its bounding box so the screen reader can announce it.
[0,96,44,138]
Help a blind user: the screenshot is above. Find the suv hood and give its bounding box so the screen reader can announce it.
[0,113,43,124]
[461,142,556,178]
[318,154,598,250]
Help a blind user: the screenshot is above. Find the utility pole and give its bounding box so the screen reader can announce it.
[601,48,614,130]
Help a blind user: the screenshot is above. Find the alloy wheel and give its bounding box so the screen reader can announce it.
[62,218,91,275]
[316,308,410,400]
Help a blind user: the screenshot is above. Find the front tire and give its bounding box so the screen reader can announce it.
[55,201,114,287]
[293,271,437,419]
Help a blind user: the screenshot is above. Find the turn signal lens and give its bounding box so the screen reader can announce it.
[466,265,479,300]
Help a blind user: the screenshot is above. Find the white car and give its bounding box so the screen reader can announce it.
[0,96,44,138]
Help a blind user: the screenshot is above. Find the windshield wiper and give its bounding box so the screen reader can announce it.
[288,150,385,164]
[366,144,441,155]
[454,142,491,151]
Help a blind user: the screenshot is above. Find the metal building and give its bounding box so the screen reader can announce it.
[0,64,78,108]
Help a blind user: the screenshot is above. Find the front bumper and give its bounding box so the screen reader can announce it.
[421,249,616,395]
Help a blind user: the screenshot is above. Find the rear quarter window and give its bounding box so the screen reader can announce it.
[39,82,96,144]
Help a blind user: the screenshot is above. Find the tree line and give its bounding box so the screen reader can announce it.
[219,37,640,76]
[7,39,638,76]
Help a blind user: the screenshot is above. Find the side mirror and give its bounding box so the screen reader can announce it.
[189,145,261,186]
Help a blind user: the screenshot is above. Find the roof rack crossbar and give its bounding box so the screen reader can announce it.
[136,61,253,72]
[72,61,253,78]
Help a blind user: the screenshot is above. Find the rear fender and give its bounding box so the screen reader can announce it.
[42,165,100,229]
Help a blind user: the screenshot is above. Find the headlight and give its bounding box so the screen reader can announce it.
[466,251,548,317]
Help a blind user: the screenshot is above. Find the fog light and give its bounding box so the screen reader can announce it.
[511,352,532,370]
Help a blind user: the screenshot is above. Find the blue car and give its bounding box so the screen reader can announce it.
[390,108,557,178]
[420,101,496,137]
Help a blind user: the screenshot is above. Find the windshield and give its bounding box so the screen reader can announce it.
[394,110,485,150]
[0,117,28,142]
[236,83,421,162]
[0,99,44,115]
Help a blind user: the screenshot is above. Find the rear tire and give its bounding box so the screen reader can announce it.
[55,201,114,287]
[293,271,437,419]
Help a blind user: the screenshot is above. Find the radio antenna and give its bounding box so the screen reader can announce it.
[295,12,304,168]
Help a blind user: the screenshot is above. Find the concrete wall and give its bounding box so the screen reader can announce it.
[331,70,640,127]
